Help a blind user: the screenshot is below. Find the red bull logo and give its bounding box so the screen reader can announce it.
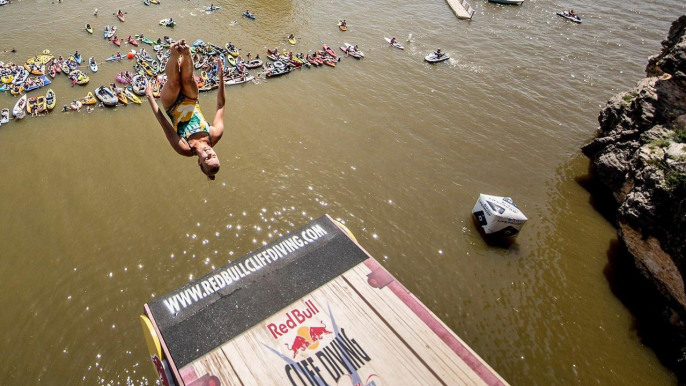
[267,300,320,339]
[284,321,333,358]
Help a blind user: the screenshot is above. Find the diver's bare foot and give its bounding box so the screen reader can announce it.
[178,39,191,57]
[169,42,180,58]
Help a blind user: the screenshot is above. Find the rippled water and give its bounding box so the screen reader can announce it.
[0,0,685,385]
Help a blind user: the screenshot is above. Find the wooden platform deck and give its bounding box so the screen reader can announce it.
[446,0,476,20]
[141,215,508,386]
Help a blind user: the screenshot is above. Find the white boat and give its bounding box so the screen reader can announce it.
[224,75,254,86]
[89,57,99,72]
[344,43,364,58]
[384,37,404,50]
[488,0,524,4]
[13,94,26,119]
[95,86,118,106]
[0,0,9,7]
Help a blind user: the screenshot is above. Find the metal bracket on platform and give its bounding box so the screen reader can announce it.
[367,267,395,289]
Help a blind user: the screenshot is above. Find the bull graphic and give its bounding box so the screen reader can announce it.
[309,321,333,342]
[285,335,311,358]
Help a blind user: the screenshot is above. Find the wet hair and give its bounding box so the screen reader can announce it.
[200,162,220,181]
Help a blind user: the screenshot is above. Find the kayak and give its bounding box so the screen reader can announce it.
[344,43,364,58]
[242,12,255,19]
[13,94,26,119]
[384,37,405,50]
[205,5,220,11]
[128,36,139,46]
[0,108,8,124]
[323,58,336,67]
[159,19,176,27]
[288,37,296,45]
[556,12,582,23]
[47,65,56,78]
[150,0,160,4]
[244,60,263,69]
[143,0,150,5]
[105,25,116,39]
[45,88,56,110]
[111,36,122,47]
[425,52,450,63]
[73,53,82,64]
[323,44,336,57]
[105,54,124,62]
[137,50,153,62]
[138,36,154,45]
[137,60,156,76]
[225,75,254,86]
[95,86,118,106]
[117,13,125,22]
[82,92,97,105]
[338,20,347,31]
[225,44,239,57]
[306,56,318,66]
[86,24,94,34]
[123,88,141,104]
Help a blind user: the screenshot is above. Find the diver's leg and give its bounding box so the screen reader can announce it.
[178,40,199,99]
[160,42,181,110]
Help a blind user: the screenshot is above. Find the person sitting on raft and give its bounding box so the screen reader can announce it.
[436,48,443,57]
[146,39,225,180]
[87,23,92,30]
[288,34,294,40]
[341,20,346,27]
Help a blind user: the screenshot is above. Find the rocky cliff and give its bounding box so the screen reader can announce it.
[582,15,686,330]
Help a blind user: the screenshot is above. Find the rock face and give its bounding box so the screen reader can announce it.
[582,15,686,328]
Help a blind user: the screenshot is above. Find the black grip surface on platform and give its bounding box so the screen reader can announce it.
[146,216,369,368]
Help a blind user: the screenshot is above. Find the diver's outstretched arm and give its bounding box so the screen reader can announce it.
[211,61,225,144]
[146,82,192,156]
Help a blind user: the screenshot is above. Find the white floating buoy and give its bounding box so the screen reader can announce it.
[472,194,528,238]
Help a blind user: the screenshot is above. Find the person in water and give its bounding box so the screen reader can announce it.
[146,39,225,180]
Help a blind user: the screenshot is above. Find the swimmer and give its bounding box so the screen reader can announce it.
[146,39,225,180]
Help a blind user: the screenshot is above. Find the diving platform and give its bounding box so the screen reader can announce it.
[446,0,476,19]
[140,215,508,386]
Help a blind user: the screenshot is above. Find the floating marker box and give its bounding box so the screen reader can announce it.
[140,215,509,386]
[472,194,528,237]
